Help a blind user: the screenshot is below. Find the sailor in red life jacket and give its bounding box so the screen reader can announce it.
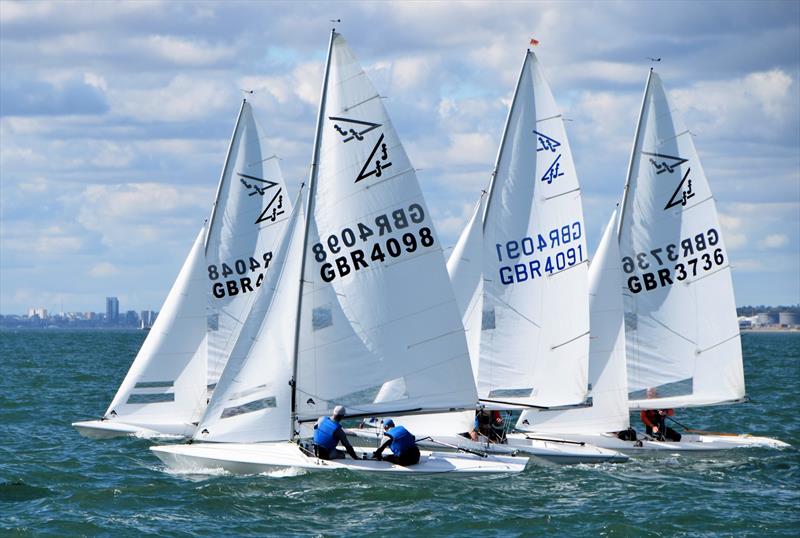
[640,387,681,441]
[640,409,682,442]
[372,419,421,466]
[312,405,359,460]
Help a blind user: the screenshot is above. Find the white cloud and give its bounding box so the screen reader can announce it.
[759,234,789,249]
[139,35,235,67]
[112,74,233,122]
[89,262,119,277]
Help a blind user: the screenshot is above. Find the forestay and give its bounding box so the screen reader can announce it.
[517,210,629,434]
[618,71,744,410]
[103,227,208,433]
[294,33,477,421]
[205,100,292,392]
[450,50,589,408]
[195,199,305,443]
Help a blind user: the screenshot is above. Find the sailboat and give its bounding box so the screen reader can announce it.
[150,30,528,475]
[73,99,292,439]
[514,69,789,452]
[349,48,627,464]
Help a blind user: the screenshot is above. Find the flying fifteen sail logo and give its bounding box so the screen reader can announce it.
[328,116,392,183]
[642,151,688,175]
[641,151,695,210]
[534,130,565,184]
[238,172,285,224]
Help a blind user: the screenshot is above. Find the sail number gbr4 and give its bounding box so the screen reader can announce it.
[623,228,724,294]
[311,203,434,283]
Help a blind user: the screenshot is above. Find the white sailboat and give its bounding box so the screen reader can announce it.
[515,70,789,452]
[350,48,627,464]
[73,100,292,439]
[150,30,528,475]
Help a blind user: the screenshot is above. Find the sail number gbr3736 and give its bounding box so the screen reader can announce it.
[623,228,725,294]
[311,203,434,283]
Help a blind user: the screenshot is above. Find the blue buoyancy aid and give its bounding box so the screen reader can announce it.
[387,426,415,456]
[314,416,341,451]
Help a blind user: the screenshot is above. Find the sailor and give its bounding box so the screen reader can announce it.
[470,410,507,443]
[313,405,359,460]
[640,408,681,441]
[372,419,420,466]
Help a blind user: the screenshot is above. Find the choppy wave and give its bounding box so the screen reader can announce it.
[0,329,798,536]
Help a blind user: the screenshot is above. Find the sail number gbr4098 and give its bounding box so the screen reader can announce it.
[311,203,434,283]
[623,228,725,294]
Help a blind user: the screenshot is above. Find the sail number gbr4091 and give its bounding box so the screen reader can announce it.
[495,222,584,285]
[311,203,434,283]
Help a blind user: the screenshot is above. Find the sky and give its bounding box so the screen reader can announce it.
[1,0,798,314]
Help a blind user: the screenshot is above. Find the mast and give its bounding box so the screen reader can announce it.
[482,50,530,230]
[205,98,247,252]
[289,29,336,439]
[616,69,653,239]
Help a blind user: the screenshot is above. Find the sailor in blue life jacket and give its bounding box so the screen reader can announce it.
[312,405,358,460]
[372,419,421,466]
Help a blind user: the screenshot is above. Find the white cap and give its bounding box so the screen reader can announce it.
[332,405,346,418]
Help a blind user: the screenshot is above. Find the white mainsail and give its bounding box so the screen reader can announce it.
[618,70,744,410]
[448,50,590,409]
[205,100,292,391]
[293,32,478,422]
[516,210,629,434]
[103,227,208,436]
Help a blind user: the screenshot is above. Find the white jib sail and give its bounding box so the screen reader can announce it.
[195,198,305,443]
[517,209,630,434]
[104,227,208,434]
[470,50,590,408]
[205,100,292,393]
[294,33,478,422]
[618,70,744,410]
[446,195,486,378]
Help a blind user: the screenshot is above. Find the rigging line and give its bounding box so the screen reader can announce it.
[551,330,590,351]
[648,313,697,346]
[543,186,581,201]
[407,328,464,350]
[344,93,382,112]
[654,129,691,147]
[673,194,715,213]
[248,154,281,167]
[486,293,541,328]
[546,258,588,278]
[479,398,550,410]
[536,113,562,123]
[696,332,740,355]
[364,167,415,189]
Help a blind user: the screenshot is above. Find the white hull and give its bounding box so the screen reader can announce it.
[512,431,792,453]
[72,420,190,440]
[346,428,628,464]
[150,441,528,476]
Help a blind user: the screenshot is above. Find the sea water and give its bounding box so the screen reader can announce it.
[1,330,798,536]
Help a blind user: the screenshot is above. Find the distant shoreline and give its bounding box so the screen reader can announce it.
[741,328,800,334]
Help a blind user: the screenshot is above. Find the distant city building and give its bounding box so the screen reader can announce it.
[778,312,800,327]
[125,310,139,326]
[756,312,779,326]
[140,310,157,328]
[27,307,47,319]
[106,297,119,324]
